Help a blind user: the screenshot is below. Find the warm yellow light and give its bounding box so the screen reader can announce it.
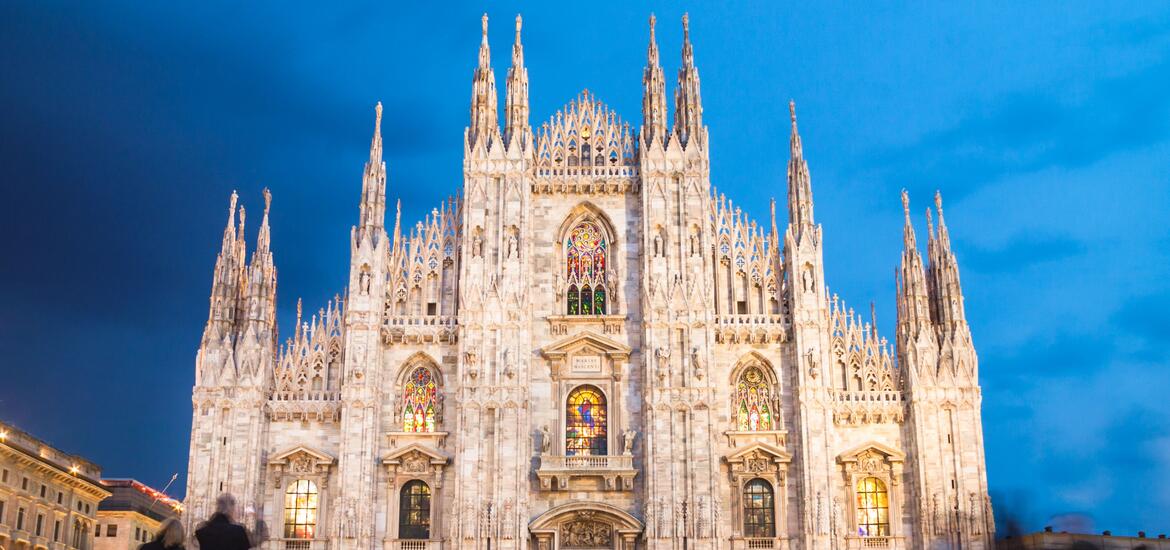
[0,430,7,441]
[69,465,80,475]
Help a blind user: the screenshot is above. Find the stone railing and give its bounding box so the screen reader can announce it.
[381,315,458,344]
[844,535,905,550]
[387,540,441,550]
[271,539,326,550]
[744,538,779,549]
[830,390,905,425]
[536,453,637,491]
[714,314,788,344]
[266,394,343,422]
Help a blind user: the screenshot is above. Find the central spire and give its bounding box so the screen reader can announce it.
[469,13,500,149]
[641,13,667,148]
[357,102,387,243]
[673,13,703,148]
[786,101,815,237]
[504,14,530,149]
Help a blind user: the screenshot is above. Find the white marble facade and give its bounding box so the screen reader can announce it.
[183,14,994,550]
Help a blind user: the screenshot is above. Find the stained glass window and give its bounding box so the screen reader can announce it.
[855,477,890,537]
[743,478,776,538]
[565,385,607,456]
[398,481,431,540]
[283,479,318,539]
[565,221,607,315]
[735,366,775,431]
[402,367,438,432]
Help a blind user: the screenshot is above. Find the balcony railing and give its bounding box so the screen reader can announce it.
[829,390,905,425]
[271,538,325,550]
[536,454,637,491]
[388,540,440,550]
[714,314,788,344]
[381,315,458,344]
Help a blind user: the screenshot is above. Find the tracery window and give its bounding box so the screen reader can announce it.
[565,221,608,315]
[402,367,438,432]
[398,481,431,540]
[742,478,776,538]
[283,479,318,539]
[855,477,890,537]
[734,366,775,431]
[565,385,607,456]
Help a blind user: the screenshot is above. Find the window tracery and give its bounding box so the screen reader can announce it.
[734,366,775,431]
[565,221,608,315]
[283,479,318,539]
[565,385,607,456]
[402,367,438,432]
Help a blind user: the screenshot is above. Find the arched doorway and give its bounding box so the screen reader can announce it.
[529,501,643,550]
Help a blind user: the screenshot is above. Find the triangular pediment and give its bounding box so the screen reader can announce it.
[269,445,335,466]
[541,330,631,359]
[725,441,792,464]
[837,441,906,464]
[382,443,449,465]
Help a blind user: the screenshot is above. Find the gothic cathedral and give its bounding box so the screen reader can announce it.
[184,14,994,550]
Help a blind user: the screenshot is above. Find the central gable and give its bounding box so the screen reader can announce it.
[536,90,637,171]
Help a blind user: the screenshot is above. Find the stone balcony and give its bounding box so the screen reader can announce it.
[536,453,637,491]
[385,540,442,550]
[381,315,458,344]
[844,535,905,550]
[271,539,327,550]
[713,314,788,344]
[830,390,905,425]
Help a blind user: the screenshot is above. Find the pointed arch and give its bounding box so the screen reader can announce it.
[395,352,444,433]
[730,353,780,432]
[559,202,618,316]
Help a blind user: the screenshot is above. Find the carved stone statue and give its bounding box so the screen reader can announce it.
[653,233,664,257]
[621,428,636,455]
[358,270,371,295]
[540,425,551,454]
[654,346,670,382]
[506,232,518,259]
[472,230,484,257]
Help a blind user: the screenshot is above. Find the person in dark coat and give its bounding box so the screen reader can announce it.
[194,494,252,550]
[139,518,185,550]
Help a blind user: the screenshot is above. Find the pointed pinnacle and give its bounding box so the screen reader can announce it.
[515,14,522,43]
[481,13,489,41]
[789,100,797,126]
[901,189,911,225]
[682,13,690,40]
[263,187,272,216]
[934,190,946,225]
[375,101,383,133]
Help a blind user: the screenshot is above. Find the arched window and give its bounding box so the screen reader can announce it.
[742,478,776,538]
[398,481,431,540]
[855,477,890,537]
[402,367,438,432]
[565,221,607,315]
[565,385,607,456]
[734,366,775,431]
[283,480,318,539]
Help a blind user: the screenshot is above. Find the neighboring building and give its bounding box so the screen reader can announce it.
[94,480,181,550]
[0,421,110,550]
[184,13,995,550]
[1000,530,1170,549]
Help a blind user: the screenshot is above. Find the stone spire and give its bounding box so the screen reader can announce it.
[896,190,933,347]
[504,14,529,149]
[673,13,703,148]
[786,101,815,239]
[641,13,668,148]
[469,13,500,149]
[204,191,244,343]
[357,102,387,245]
[927,191,969,337]
[241,188,278,342]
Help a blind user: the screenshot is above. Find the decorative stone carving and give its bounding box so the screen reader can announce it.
[559,518,612,547]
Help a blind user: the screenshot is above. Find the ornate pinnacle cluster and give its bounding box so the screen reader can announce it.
[357,102,387,246]
[642,14,668,148]
[504,14,530,148]
[468,14,500,149]
[786,101,815,240]
[926,191,968,339]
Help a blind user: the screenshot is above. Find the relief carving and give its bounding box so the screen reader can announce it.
[559,519,612,547]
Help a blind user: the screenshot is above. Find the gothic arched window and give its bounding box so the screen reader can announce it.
[734,366,775,431]
[398,480,431,540]
[855,477,890,537]
[283,479,319,539]
[565,385,607,456]
[565,221,607,315]
[743,478,776,538]
[402,367,438,433]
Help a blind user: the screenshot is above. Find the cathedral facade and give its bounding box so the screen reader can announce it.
[184,14,994,550]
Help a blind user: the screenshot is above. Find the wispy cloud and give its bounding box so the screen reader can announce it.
[963,233,1086,273]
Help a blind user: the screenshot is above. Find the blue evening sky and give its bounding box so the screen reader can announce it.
[1,1,1167,536]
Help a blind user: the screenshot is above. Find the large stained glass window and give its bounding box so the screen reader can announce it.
[565,221,608,315]
[742,478,776,538]
[734,366,775,431]
[565,385,607,456]
[398,480,431,539]
[283,479,318,539]
[855,477,890,537]
[402,367,438,432]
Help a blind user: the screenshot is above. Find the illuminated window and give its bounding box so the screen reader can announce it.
[283,479,319,539]
[734,366,775,431]
[565,221,607,315]
[402,367,439,433]
[742,478,776,538]
[855,477,889,537]
[398,481,431,540]
[565,385,607,456]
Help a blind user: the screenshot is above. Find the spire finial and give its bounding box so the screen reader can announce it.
[650,13,657,36]
[263,187,272,217]
[926,207,935,238]
[934,190,946,224]
[789,99,797,126]
[481,13,489,40]
[682,12,690,40]
[515,14,522,43]
[375,101,383,132]
[229,190,239,215]
[901,189,911,224]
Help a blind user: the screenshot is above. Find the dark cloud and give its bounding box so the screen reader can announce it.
[851,58,1170,200]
